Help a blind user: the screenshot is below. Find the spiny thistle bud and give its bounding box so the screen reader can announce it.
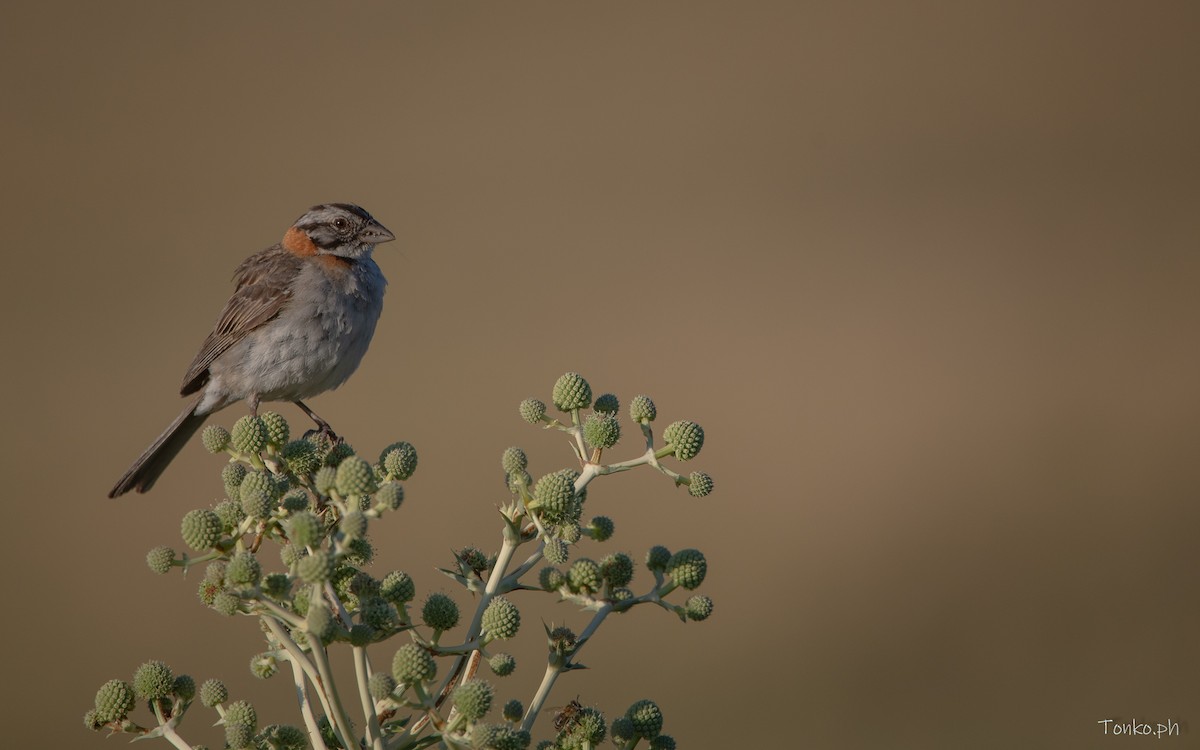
[202,425,231,454]
[559,522,582,544]
[588,516,614,542]
[313,465,338,495]
[539,567,565,591]
[262,573,290,600]
[287,511,321,548]
[260,725,306,750]
[250,652,278,679]
[350,572,381,598]
[146,546,174,575]
[533,469,581,525]
[335,456,377,496]
[345,536,375,566]
[222,462,248,497]
[583,411,621,450]
[685,595,714,621]
[687,471,714,497]
[601,552,635,588]
[324,442,356,467]
[544,537,569,565]
[392,643,436,684]
[181,509,222,550]
[666,548,707,589]
[593,393,619,414]
[380,441,418,480]
[239,470,279,519]
[133,661,173,701]
[457,546,489,574]
[306,603,336,643]
[565,707,607,745]
[172,674,196,701]
[552,372,592,411]
[629,394,657,423]
[519,398,547,423]
[281,490,309,512]
[259,411,290,447]
[225,700,257,731]
[225,723,254,749]
[567,558,602,594]
[369,672,396,701]
[548,626,577,654]
[340,510,368,540]
[610,717,636,745]
[199,678,228,707]
[488,653,516,677]
[360,596,396,631]
[280,544,303,569]
[297,550,334,584]
[214,499,246,529]
[281,440,320,476]
[231,415,269,454]
[349,623,376,646]
[374,482,404,510]
[381,570,416,604]
[421,593,460,631]
[662,420,704,460]
[93,679,135,722]
[645,545,672,572]
[501,446,528,474]
[650,735,677,750]
[626,699,663,739]
[452,679,494,721]
[612,587,635,604]
[213,591,241,616]
[226,551,262,586]
[197,579,220,607]
[481,597,521,641]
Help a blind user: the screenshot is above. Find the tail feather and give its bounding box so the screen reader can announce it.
[109,396,209,497]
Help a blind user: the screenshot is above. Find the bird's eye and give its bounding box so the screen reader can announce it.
[333,217,348,231]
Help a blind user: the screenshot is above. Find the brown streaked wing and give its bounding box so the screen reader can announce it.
[179,246,303,395]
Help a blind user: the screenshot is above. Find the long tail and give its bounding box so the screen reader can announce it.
[109,395,209,497]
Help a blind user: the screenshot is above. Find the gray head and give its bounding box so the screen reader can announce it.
[292,203,395,259]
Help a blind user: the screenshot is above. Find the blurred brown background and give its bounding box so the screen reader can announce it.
[2,2,1198,747]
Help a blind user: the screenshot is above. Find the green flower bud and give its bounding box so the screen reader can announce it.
[225,723,254,749]
[204,560,227,584]
[374,481,404,510]
[280,543,303,568]
[133,660,173,701]
[650,735,677,750]
[146,545,174,574]
[369,672,396,701]
[181,508,222,550]
[392,643,436,684]
[197,579,221,606]
[292,586,311,616]
[380,441,418,480]
[666,548,707,589]
[662,420,704,460]
[454,546,488,574]
[481,596,521,641]
[93,679,135,722]
[646,545,671,572]
[629,394,657,423]
[340,510,368,540]
[626,699,662,739]
[593,393,619,414]
[685,594,714,621]
[360,596,396,631]
[519,398,547,423]
[199,678,228,707]
[297,550,334,584]
[213,591,241,616]
[262,573,290,600]
[687,471,714,497]
[588,516,614,542]
[281,440,320,476]
[421,592,460,631]
[259,411,290,447]
[558,522,582,544]
[324,442,356,467]
[533,469,581,525]
[508,729,532,750]
[250,652,278,679]
[349,572,381,598]
[345,537,374,566]
[306,602,336,642]
[222,462,248,498]
[335,456,377,496]
[280,490,309,512]
[83,708,102,730]
[452,679,494,721]
[548,627,577,654]
[214,499,247,529]
[313,465,338,495]
[612,587,635,604]
[565,707,606,745]
[583,411,621,450]
[610,717,636,745]
[381,570,415,603]
[226,552,262,586]
[502,698,524,723]
[349,623,376,646]
[287,511,321,547]
[202,425,231,454]
[538,567,565,591]
[552,372,592,411]
[225,699,258,732]
[544,537,569,565]
[601,552,635,588]
[567,558,602,594]
[260,725,306,750]
[239,470,279,519]
[230,415,269,454]
[501,446,528,475]
[488,653,516,677]
[172,674,196,701]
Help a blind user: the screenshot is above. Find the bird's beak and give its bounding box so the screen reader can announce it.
[359,220,396,244]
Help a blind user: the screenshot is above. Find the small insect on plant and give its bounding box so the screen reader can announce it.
[553,698,584,733]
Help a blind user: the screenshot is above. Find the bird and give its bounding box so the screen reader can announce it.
[109,202,395,497]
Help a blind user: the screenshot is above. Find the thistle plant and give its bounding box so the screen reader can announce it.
[88,372,712,750]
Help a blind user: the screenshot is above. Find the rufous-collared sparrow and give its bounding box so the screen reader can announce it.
[109,203,395,497]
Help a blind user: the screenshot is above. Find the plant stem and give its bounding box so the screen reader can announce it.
[287,655,330,750]
[310,638,357,749]
[354,645,385,750]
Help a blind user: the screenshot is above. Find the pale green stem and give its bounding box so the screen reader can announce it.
[310,638,357,749]
[354,645,385,750]
[152,701,192,750]
[286,653,330,750]
[262,617,338,736]
[521,603,612,733]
